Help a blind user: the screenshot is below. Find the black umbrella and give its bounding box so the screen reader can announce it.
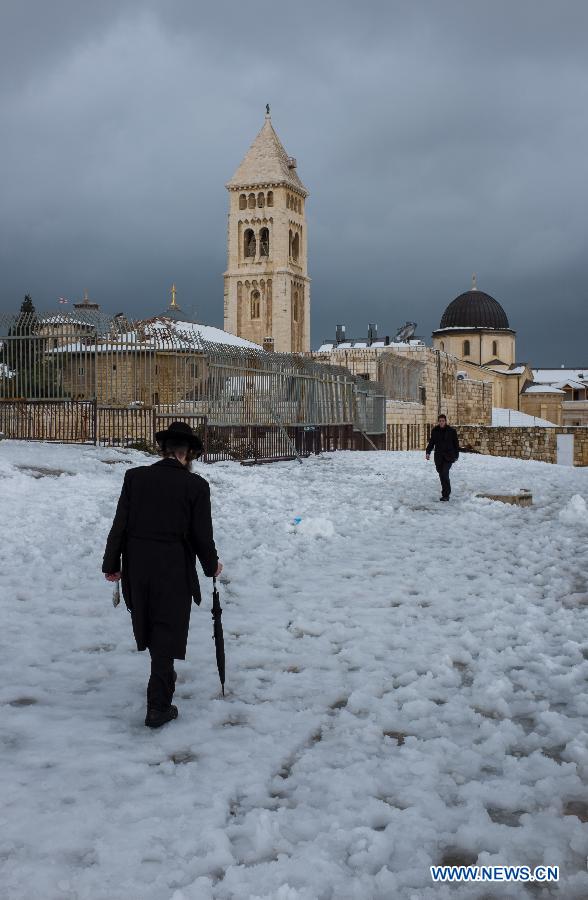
[211,577,225,696]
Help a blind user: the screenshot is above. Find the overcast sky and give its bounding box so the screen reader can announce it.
[1,0,586,363]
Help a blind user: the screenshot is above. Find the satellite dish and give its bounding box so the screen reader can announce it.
[394,322,417,343]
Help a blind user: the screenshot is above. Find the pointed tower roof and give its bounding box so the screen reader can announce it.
[227,112,308,195]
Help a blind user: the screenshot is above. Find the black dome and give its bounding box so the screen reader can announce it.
[440,290,510,330]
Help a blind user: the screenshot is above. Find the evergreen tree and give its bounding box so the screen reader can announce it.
[1,295,54,399]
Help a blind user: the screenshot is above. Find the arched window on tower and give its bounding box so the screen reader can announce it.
[267,191,273,207]
[239,194,247,210]
[248,193,255,209]
[293,289,300,323]
[463,339,471,357]
[292,232,300,261]
[250,290,261,319]
[244,229,256,258]
[440,341,445,351]
[257,192,265,208]
[286,194,291,210]
[289,229,293,258]
[492,340,498,357]
[259,227,269,257]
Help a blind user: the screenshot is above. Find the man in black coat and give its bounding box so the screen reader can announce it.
[102,421,222,728]
[426,414,460,501]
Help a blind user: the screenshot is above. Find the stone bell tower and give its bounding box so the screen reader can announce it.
[224,108,310,353]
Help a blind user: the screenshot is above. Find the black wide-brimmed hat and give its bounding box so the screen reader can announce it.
[155,420,203,455]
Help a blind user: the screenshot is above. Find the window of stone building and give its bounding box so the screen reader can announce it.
[239,194,247,209]
[112,364,117,371]
[244,228,256,258]
[78,367,84,376]
[492,340,498,356]
[267,191,273,207]
[153,392,159,406]
[259,227,270,257]
[257,192,265,208]
[189,362,199,378]
[287,194,291,209]
[248,193,255,209]
[293,289,300,322]
[291,232,300,261]
[463,340,470,357]
[440,341,445,351]
[251,290,261,319]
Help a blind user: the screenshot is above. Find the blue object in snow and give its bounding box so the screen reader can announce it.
[292,516,302,525]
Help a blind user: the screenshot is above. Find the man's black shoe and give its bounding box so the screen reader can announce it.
[144,705,178,728]
[440,496,449,502]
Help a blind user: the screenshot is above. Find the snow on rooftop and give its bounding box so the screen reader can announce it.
[150,318,262,349]
[315,339,422,353]
[51,318,263,354]
[533,368,588,384]
[492,407,556,427]
[523,384,567,394]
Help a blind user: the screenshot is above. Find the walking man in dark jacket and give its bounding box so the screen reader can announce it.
[426,414,460,501]
[102,421,222,728]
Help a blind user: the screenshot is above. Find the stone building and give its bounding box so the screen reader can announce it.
[53,314,258,407]
[312,326,493,451]
[224,110,310,354]
[527,369,588,426]
[432,275,516,367]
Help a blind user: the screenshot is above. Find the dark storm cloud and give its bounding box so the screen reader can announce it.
[1,0,586,363]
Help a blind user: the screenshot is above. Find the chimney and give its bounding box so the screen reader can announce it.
[336,324,346,344]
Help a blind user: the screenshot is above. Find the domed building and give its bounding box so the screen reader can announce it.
[432,276,516,367]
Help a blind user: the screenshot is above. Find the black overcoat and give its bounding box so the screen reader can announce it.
[102,458,219,659]
[426,425,460,464]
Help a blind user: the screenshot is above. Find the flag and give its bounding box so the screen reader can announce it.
[57,297,69,304]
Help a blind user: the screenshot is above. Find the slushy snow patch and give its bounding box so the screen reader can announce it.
[292,516,335,538]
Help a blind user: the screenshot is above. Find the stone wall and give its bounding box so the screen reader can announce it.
[392,346,459,423]
[456,377,492,425]
[457,425,588,466]
[385,400,429,450]
[519,392,563,425]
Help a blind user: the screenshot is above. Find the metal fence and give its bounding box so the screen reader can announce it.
[0,309,384,457]
[309,348,424,404]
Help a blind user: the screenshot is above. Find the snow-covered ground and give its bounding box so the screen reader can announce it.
[1,442,588,900]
